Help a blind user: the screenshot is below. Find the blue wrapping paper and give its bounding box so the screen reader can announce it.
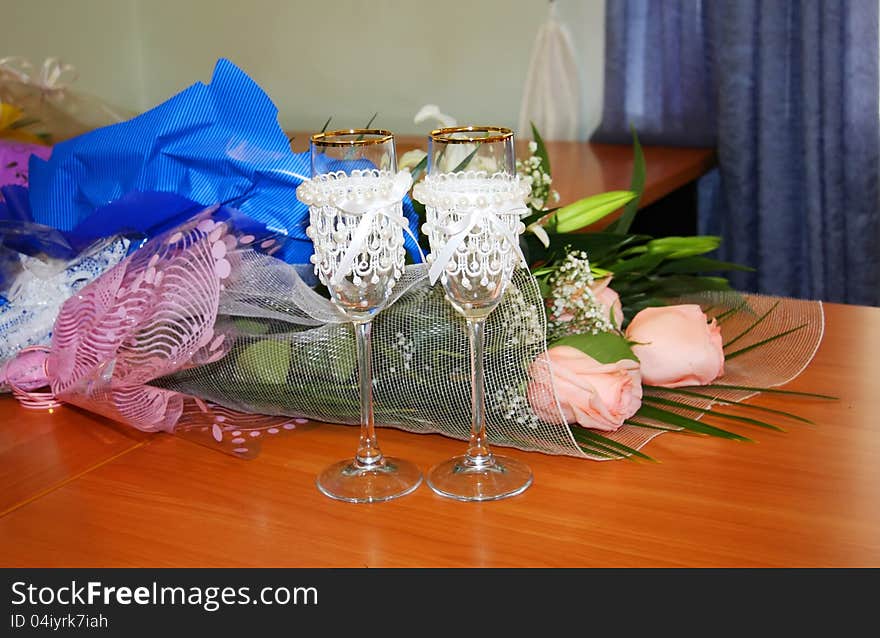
[23,58,422,264]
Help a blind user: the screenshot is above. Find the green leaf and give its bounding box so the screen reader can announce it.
[647,275,732,296]
[410,153,428,182]
[9,117,40,130]
[683,383,837,400]
[723,300,781,350]
[232,318,270,335]
[550,332,637,363]
[644,385,814,424]
[625,418,679,432]
[290,335,357,381]
[657,256,755,275]
[236,340,291,385]
[724,324,807,360]
[536,275,551,297]
[646,236,721,259]
[530,266,556,277]
[712,300,751,323]
[617,245,649,258]
[607,253,665,276]
[530,121,551,175]
[351,114,379,147]
[636,404,752,441]
[610,126,645,234]
[551,232,648,263]
[452,147,480,172]
[520,206,560,227]
[641,395,786,432]
[570,427,656,461]
[551,191,638,233]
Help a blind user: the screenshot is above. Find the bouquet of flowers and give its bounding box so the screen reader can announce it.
[0,60,828,460]
[0,56,138,385]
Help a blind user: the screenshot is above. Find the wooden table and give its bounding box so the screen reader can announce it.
[290,133,716,217]
[1,302,878,567]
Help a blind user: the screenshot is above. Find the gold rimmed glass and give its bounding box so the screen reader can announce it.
[414,126,534,501]
[296,129,422,503]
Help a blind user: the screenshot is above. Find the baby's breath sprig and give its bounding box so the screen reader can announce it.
[545,249,616,341]
[516,140,560,213]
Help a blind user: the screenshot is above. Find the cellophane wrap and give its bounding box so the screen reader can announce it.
[39,206,825,459]
[0,57,133,144]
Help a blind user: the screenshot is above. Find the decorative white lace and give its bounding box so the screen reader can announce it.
[414,171,530,286]
[297,170,413,292]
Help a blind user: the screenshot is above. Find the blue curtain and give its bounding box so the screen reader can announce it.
[595,0,880,306]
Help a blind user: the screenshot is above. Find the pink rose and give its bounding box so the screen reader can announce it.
[528,345,642,432]
[591,277,624,328]
[625,304,724,388]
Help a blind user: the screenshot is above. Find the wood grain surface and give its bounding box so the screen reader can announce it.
[1,302,877,567]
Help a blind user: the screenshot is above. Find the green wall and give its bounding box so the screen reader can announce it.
[3,0,604,138]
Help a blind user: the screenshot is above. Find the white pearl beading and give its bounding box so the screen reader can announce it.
[297,170,412,290]
[414,172,529,287]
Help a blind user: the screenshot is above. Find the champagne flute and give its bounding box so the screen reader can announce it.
[296,129,422,503]
[413,126,534,501]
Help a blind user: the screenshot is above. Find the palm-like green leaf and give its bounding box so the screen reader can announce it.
[657,256,755,275]
[723,300,782,349]
[644,386,815,424]
[624,418,679,432]
[693,383,837,400]
[570,427,656,461]
[712,300,750,323]
[636,404,752,441]
[724,324,807,360]
[642,395,786,432]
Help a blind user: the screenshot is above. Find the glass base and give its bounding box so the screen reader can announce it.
[427,455,533,502]
[316,458,422,503]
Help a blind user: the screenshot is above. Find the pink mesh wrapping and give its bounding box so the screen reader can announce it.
[42,208,290,456]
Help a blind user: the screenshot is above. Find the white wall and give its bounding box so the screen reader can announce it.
[3,0,143,110]
[3,0,605,139]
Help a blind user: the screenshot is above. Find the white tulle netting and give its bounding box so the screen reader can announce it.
[157,254,584,457]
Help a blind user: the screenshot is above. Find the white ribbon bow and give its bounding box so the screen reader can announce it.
[427,203,528,285]
[0,57,78,92]
[329,171,423,283]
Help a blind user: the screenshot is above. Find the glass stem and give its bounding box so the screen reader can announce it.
[465,317,493,466]
[354,320,383,468]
